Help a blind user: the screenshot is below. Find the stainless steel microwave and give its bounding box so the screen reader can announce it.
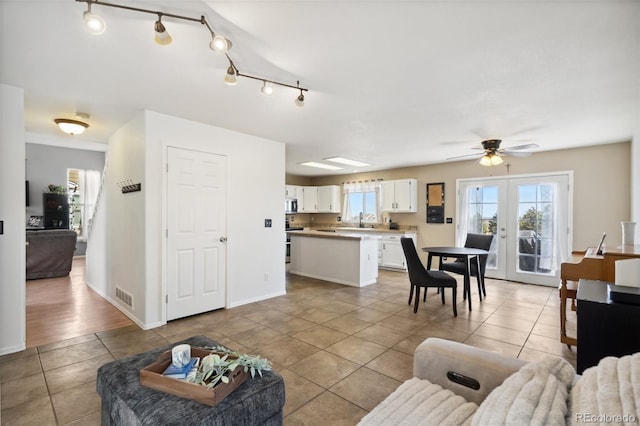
[285,198,298,213]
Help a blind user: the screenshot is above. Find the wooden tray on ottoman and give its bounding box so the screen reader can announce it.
[140,347,249,406]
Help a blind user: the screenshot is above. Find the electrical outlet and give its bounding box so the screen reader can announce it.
[265,219,272,227]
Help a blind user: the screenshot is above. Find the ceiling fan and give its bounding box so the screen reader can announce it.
[447,139,539,166]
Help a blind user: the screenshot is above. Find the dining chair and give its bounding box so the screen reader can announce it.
[401,237,457,316]
[440,233,493,298]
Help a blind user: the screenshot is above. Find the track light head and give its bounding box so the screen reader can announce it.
[295,90,305,107]
[209,35,231,53]
[224,65,237,86]
[83,4,106,35]
[261,81,273,96]
[154,16,172,45]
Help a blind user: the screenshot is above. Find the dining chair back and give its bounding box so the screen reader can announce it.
[401,237,457,316]
[440,233,493,297]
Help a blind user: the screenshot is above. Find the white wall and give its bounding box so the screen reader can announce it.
[0,84,26,355]
[145,111,286,325]
[97,111,285,329]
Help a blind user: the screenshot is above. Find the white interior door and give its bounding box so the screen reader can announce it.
[457,173,571,286]
[167,147,227,321]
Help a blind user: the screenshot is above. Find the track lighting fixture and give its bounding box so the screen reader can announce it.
[261,81,273,96]
[224,65,238,86]
[75,0,308,105]
[83,3,105,35]
[154,15,172,45]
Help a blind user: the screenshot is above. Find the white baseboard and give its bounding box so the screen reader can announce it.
[0,343,26,356]
[228,290,287,308]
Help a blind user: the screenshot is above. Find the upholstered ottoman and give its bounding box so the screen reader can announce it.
[97,335,285,425]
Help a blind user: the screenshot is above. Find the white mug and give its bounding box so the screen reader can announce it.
[171,344,191,368]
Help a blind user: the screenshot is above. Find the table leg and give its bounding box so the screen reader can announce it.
[475,256,483,301]
[464,257,472,311]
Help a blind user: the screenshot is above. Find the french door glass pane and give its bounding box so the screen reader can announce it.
[516,183,556,275]
[466,186,498,269]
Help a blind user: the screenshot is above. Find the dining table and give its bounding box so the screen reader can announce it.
[421,246,489,311]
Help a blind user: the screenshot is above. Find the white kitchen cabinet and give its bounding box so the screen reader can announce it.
[381,179,417,212]
[380,233,416,270]
[300,186,318,213]
[317,185,341,213]
[285,185,300,199]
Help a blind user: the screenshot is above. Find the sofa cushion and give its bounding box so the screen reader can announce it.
[471,356,575,426]
[569,353,640,426]
[359,377,478,426]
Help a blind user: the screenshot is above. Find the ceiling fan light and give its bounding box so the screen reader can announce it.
[83,10,106,35]
[154,20,172,45]
[224,65,237,86]
[479,155,492,166]
[54,118,89,135]
[491,154,504,165]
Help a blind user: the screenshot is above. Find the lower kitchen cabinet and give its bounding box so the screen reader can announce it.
[380,233,416,270]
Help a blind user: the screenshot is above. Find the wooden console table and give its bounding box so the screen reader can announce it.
[576,279,640,374]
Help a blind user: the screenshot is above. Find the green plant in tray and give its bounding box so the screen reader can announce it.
[188,345,272,388]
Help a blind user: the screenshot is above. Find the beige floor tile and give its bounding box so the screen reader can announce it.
[354,324,409,347]
[531,322,561,339]
[376,315,424,334]
[343,307,394,323]
[484,313,536,332]
[411,324,470,343]
[232,325,287,350]
[0,347,38,364]
[292,325,349,349]
[64,410,102,425]
[264,317,317,335]
[258,337,320,367]
[393,334,432,356]
[524,333,576,358]
[365,349,413,382]
[296,307,343,323]
[45,353,115,394]
[1,372,48,409]
[325,336,388,365]
[279,368,324,417]
[0,354,42,383]
[244,309,294,325]
[0,395,56,426]
[50,381,101,425]
[366,300,407,314]
[99,329,164,352]
[109,337,171,359]
[37,334,98,354]
[330,367,401,411]
[289,351,359,388]
[473,323,530,346]
[435,317,483,334]
[284,390,367,426]
[322,315,373,335]
[39,340,109,372]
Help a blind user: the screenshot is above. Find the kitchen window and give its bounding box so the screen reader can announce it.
[342,181,380,223]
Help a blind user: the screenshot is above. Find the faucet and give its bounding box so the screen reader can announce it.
[359,212,364,228]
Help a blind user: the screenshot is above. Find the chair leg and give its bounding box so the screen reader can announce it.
[423,289,427,302]
[408,284,414,305]
[413,287,421,313]
[452,286,457,317]
[441,287,445,304]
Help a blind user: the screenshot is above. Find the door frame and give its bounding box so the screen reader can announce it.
[456,171,574,286]
[161,144,229,324]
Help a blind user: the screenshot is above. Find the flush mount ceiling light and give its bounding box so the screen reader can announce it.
[299,162,344,171]
[75,0,308,106]
[54,118,89,135]
[324,157,371,167]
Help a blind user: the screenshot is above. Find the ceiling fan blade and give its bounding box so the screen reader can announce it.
[446,152,483,160]
[505,151,533,158]
[503,143,539,151]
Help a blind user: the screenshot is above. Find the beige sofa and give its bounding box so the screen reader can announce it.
[360,338,640,425]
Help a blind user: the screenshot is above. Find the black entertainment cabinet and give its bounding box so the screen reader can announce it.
[576,279,640,374]
[43,193,69,229]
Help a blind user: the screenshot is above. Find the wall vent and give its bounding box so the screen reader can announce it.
[115,287,133,309]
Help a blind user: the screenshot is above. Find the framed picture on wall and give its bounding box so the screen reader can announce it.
[27,215,43,228]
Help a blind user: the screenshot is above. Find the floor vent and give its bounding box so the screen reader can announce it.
[115,287,133,309]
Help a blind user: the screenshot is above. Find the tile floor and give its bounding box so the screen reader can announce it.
[0,269,577,425]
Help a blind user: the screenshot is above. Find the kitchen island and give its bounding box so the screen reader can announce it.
[288,230,379,287]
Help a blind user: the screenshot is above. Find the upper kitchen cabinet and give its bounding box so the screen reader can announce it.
[285,185,301,199]
[317,185,341,213]
[300,186,318,212]
[381,179,417,212]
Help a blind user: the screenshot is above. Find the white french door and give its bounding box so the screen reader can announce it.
[166,147,227,321]
[457,172,572,286]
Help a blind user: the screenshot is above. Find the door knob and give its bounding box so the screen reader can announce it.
[501,235,506,239]
[219,237,227,243]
